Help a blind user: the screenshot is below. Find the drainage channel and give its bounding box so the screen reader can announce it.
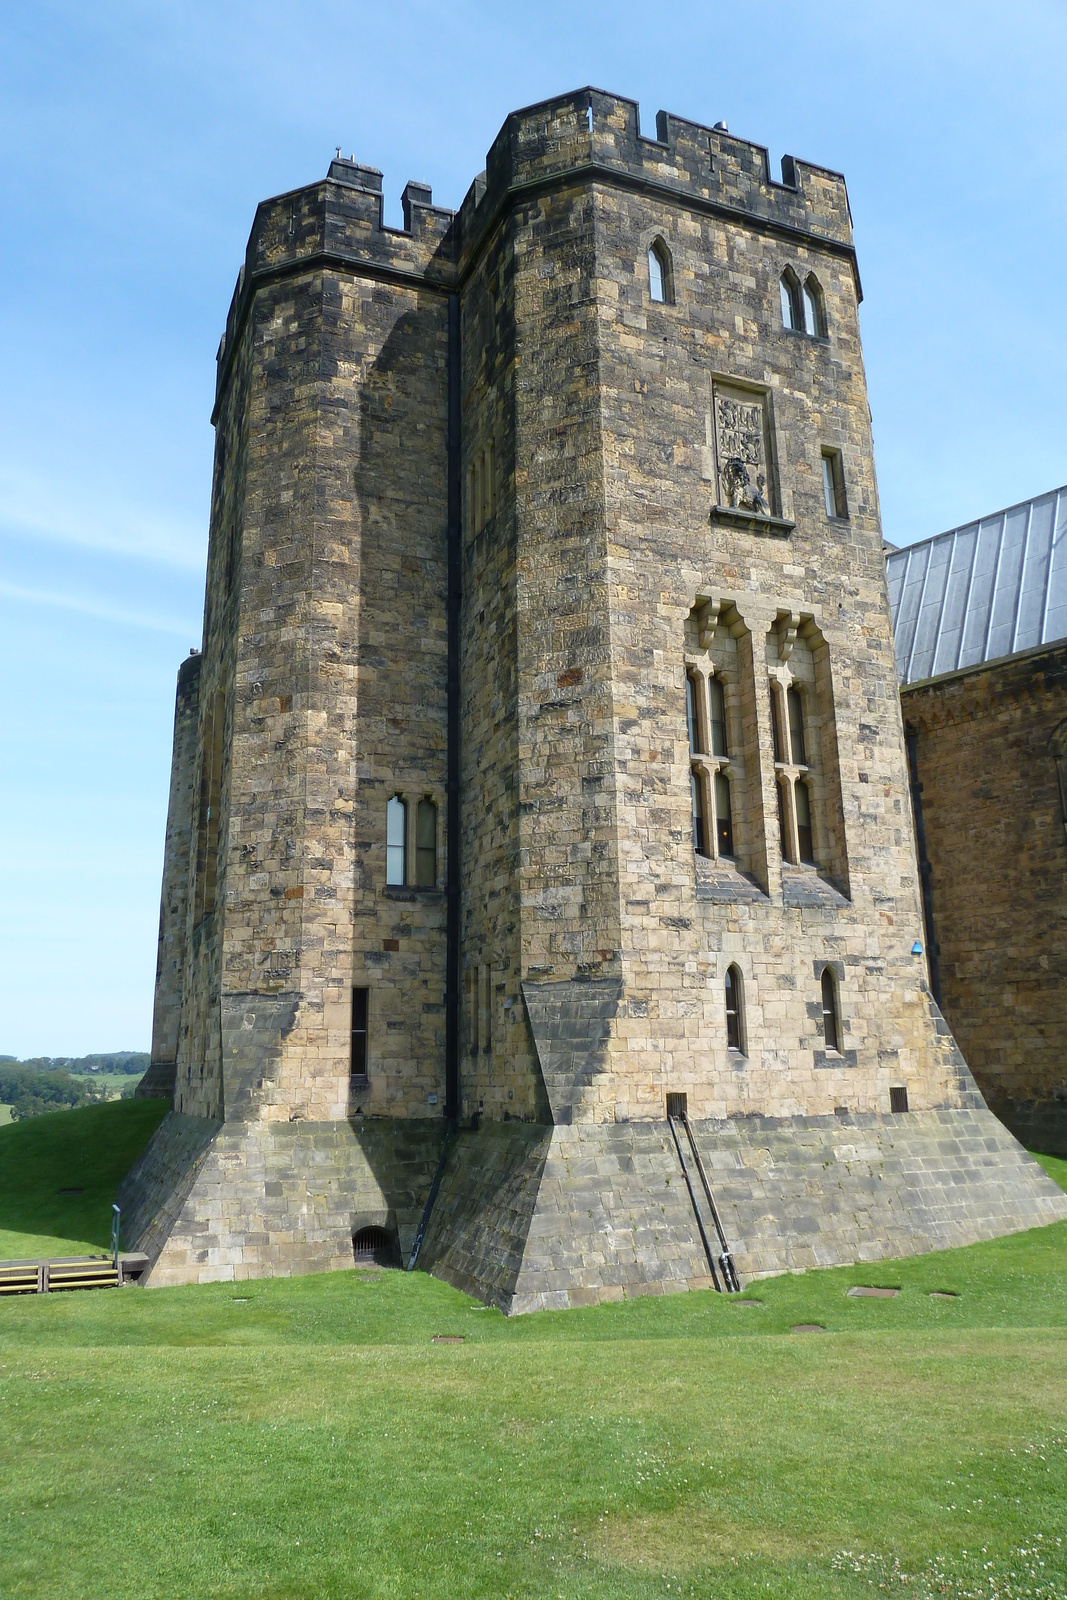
[666,1093,741,1293]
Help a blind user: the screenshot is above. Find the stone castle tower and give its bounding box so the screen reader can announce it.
[124,89,1065,1308]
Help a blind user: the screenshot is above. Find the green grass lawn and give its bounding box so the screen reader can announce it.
[0,1098,168,1259]
[0,1108,1065,1599]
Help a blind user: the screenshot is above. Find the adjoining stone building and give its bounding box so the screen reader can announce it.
[124,88,1066,1307]
[888,487,1067,1157]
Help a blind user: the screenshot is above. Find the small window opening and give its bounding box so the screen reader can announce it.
[648,240,673,304]
[820,967,840,1052]
[724,965,744,1053]
[822,450,848,519]
[780,270,802,331]
[665,1091,688,1119]
[709,675,728,758]
[351,987,369,1081]
[890,1085,909,1114]
[585,103,594,133]
[714,771,734,857]
[386,795,407,885]
[467,966,478,1055]
[691,769,708,857]
[416,796,437,887]
[796,780,815,863]
[803,276,825,337]
[787,687,806,765]
[777,779,790,860]
[352,1225,398,1268]
[685,673,704,755]
[770,686,785,764]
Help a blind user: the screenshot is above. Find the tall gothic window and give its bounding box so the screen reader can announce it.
[686,667,735,860]
[386,795,407,885]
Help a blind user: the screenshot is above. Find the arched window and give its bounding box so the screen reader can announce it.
[776,778,790,860]
[708,675,728,758]
[802,275,825,337]
[724,965,745,1053]
[386,795,407,885]
[648,239,673,304]
[780,269,802,331]
[714,771,734,857]
[787,686,806,765]
[795,780,815,864]
[685,673,704,755]
[820,966,840,1052]
[691,769,708,857]
[416,796,437,887]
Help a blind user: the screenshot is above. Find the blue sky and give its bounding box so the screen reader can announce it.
[1,0,1064,1056]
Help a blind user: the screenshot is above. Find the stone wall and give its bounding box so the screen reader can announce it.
[141,652,201,1100]
[903,643,1067,1155]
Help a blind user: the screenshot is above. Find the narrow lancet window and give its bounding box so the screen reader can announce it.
[686,673,704,754]
[780,269,801,330]
[386,795,407,885]
[787,686,807,766]
[691,770,708,857]
[416,797,437,888]
[821,967,840,1052]
[822,450,847,519]
[714,771,734,857]
[351,987,369,1080]
[803,277,824,337]
[709,676,728,758]
[725,965,745,1053]
[648,240,673,304]
[796,780,815,863]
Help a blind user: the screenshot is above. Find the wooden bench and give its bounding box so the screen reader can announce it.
[0,1253,150,1295]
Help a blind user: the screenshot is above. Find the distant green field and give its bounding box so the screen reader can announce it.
[0,1104,1065,1599]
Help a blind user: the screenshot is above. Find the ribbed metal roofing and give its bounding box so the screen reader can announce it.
[887,485,1067,686]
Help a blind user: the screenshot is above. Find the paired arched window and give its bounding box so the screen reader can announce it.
[724,965,745,1054]
[780,269,826,337]
[820,966,840,1052]
[648,239,674,304]
[771,675,817,866]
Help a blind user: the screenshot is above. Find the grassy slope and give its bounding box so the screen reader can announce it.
[0,1098,168,1259]
[0,1107,1064,1598]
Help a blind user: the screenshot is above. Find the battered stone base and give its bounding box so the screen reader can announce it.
[117,1106,1066,1303]
[134,1060,176,1101]
[987,1100,1067,1161]
[118,1114,445,1285]
[422,1108,1067,1313]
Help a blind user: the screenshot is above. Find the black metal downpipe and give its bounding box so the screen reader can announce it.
[905,727,941,1006]
[445,291,462,1123]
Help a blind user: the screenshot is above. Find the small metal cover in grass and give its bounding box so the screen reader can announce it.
[432,1335,464,1344]
[847,1286,900,1298]
[791,1323,826,1332]
[57,1187,83,1195]
[929,1291,959,1300]
[731,1299,762,1307]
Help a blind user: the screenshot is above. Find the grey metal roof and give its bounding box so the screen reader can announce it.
[887,485,1067,686]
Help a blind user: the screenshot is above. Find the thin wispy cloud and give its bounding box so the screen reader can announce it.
[0,466,206,572]
[0,581,195,638]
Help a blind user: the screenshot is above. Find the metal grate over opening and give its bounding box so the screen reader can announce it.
[352,1225,399,1268]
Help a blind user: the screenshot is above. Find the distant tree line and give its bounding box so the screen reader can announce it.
[0,1052,149,1076]
[0,1053,148,1121]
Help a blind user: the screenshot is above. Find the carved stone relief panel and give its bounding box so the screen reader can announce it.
[710,382,775,516]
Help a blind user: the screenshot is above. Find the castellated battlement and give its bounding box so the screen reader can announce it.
[214,86,857,412]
